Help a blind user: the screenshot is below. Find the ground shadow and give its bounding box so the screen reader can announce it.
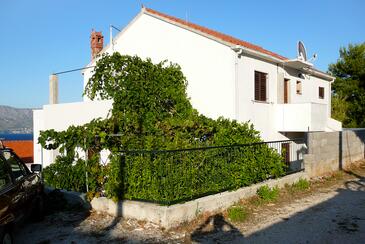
[188,174,365,243]
[190,213,245,243]
[13,189,92,243]
[101,154,126,232]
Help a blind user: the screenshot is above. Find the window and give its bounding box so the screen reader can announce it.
[254,71,267,101]
[0,157,11,190]
[1,151,28,182]
[319,87,324,99]
[296,81,302,95]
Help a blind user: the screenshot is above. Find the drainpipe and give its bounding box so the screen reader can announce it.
[49,74,58,104]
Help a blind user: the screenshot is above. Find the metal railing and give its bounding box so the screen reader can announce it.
[264,139,307,173]
[116,138,307,205]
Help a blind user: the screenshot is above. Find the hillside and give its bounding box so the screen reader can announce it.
[0,105,33,133]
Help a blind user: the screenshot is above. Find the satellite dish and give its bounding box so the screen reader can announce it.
[298,41,307,61]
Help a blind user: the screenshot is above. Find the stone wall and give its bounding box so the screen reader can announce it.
[304,129,365,177]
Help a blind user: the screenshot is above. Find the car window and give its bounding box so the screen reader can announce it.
[0,156,12,190]
[1,151,28,182]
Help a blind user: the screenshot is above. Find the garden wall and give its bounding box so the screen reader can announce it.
[91,171,307,229]
[304,129,365,177]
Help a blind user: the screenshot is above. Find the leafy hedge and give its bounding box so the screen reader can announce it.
[40,53,286,203]
[120,145,284,204]
[43,142,284,204]
[42,155,107,198]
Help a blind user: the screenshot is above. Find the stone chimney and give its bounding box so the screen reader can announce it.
[90,30,104,60]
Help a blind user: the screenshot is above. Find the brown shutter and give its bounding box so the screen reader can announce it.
[260,73,266,101]
[255,71,260,100]
[255,71,267,101]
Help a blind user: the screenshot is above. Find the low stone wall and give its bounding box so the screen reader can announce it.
[91,171,307,229]
[304,129,365,177]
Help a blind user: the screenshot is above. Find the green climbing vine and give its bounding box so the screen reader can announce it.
[39,53,285,202]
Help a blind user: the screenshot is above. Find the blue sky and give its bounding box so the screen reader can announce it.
[0,0,364,108]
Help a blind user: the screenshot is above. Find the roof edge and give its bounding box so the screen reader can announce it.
[144,7,288,61]
[84,7,332,81]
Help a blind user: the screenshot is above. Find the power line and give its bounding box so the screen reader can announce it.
[53,66,95,75]
[111,25,121,32]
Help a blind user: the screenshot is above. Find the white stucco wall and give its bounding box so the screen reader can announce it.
[33,109,44,166]
[283,68,331,110]
[33,100,113,167]
[83,13,236,121]
[235,53,334,140]
[275,103,327,132]
[42,100,112,131]
[81,11,338,141]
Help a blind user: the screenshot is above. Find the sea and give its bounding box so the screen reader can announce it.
[0,134,33,141]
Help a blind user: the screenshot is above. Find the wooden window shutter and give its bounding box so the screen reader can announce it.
[255,71,260,100]
[260,73,266,101]
[254,71,267,101]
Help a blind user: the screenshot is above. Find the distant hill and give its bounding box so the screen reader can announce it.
[0,105,33,133]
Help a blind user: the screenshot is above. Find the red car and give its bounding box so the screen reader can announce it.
[0,143,44,244]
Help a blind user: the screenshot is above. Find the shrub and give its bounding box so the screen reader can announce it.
[227,205,247,222]
[291,178,310,191]
[43,155,106,199]
[257,185,279,202]
[124,144,284,204]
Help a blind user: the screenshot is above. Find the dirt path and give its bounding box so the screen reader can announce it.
[15,163,365,243]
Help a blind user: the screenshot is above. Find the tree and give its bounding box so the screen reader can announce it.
[329,43,365,127]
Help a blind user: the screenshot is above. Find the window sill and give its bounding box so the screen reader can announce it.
[252,100,270,104]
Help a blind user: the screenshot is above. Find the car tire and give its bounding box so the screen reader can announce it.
[0,230,12,244]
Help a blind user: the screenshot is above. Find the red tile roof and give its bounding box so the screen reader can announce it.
[3,140,34,163]
[145,8,288,61]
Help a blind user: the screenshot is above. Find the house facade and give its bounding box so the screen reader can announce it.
[33,7,341,167]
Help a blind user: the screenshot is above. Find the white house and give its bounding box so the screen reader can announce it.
[33,7,341,167]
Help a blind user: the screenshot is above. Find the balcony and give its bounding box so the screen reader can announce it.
[275,103,328,132]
